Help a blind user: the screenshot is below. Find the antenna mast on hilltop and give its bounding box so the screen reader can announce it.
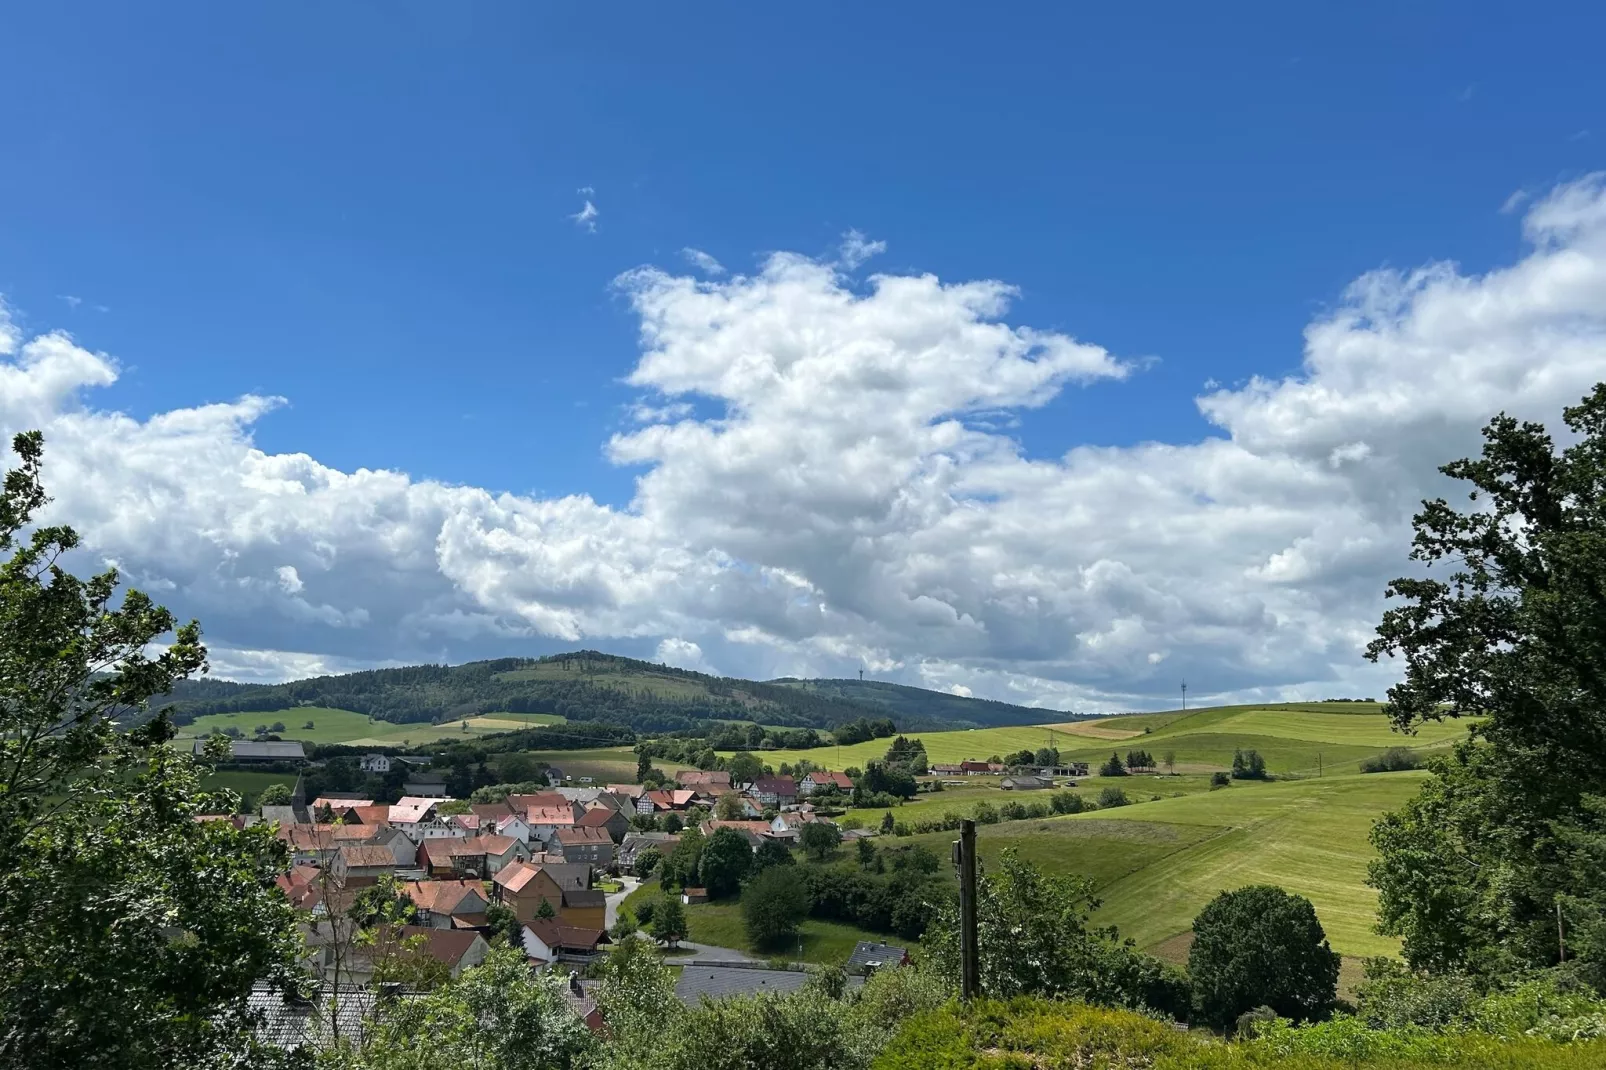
[1181,681,1188,711]
[859,667,864,682]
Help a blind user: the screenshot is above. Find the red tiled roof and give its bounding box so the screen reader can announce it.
[391,925,484,966]
[507,793,570,815]
[556,826,611,846]
[524,806,578,826]
[808,771,855,790]
[402,879,487,915]
[524,919,607,953]
[676,770,732,787]
[577,808,616,828]
[339,844,398,869]
[751,776,797,794]
[491,860,546,894]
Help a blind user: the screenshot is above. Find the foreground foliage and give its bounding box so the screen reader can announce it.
[1367,386,1606,988]
[0,432,302,1069]
[872,998,1606,1069]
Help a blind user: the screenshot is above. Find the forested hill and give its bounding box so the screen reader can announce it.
[160,650,1071,734]
[768,677,1077,728]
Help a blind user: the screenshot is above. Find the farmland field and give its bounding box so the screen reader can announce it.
[502,747,691,783]
[897,771,1424,958]
[733,702,1476,777]
[174,707,565,748]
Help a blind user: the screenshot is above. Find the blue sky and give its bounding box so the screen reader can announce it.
[1,3,1604,705]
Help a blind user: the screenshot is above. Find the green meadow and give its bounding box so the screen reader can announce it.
[735,701,1474,777]
[897,770,1426,959]
[174,706,565,748]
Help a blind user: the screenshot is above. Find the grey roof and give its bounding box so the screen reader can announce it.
[260,805,300,825]
[540,863,592,890]
[562,888,606,909]
[846,941,908,969]
[675,965,812,1004]
[195,740,307,761]
[247,986,384,1050]
[1001,776,1051,789]
[556,787,601,804]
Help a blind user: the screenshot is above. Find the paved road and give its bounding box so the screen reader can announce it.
[604,875,639,928]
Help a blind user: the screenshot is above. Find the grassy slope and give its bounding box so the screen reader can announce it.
[174,707,564,747]
[499,747,694,783]
[899,771,1425,958]
[743,702,1474,776]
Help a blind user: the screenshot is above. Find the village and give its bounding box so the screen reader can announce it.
[199,750,1049,1040]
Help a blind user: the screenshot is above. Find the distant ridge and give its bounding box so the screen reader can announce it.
[161,650,1076,735]
[769,677,1078,730]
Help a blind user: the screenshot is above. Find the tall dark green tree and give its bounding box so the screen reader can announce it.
[1366,386,1606,988]
[0,432,302,1069]
[698,827,754,898]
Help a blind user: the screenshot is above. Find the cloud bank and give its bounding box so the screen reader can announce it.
[6,176,1606,709]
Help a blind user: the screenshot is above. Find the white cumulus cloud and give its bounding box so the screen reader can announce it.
[5,175,1606,710]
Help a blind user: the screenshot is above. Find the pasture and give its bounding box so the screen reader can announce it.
[737,702,1476,777]
[897,770,1425,958]
[174,707,565,748]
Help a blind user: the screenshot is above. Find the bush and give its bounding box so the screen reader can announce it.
[1050,791,1085,815]
[1099,752,1127,777]
[998,801,1027,821]
[1189,885,1340,1029]
[634,896,655,926]
[1211,771,1231,787]
[874,997,1606,1069]
[1097,786,1129,808]
[972,802,999,825]
[1359,746,1421,774]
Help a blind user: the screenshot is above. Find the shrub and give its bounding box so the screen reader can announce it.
[1099,752,1127,777]
[1189,885,1340,1029]
[998,801,1027,821]
[972,802,1000,825]
[1359,746,1420,773]
[1097,786,1129,808]
[1211,771,1231,788]
[1050,791,1085,815]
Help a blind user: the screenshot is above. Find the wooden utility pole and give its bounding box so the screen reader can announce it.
[957,819,980,1001]
[1559,900,1567,963]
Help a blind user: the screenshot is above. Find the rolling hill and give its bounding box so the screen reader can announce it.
[160,650,1074,736]
[769,677,1079,729]
[755,700,1471,777]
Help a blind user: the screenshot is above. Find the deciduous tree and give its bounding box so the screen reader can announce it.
[1366,387,1606,985]
[0,432,301,1070]
[1187,885,1340,1028]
